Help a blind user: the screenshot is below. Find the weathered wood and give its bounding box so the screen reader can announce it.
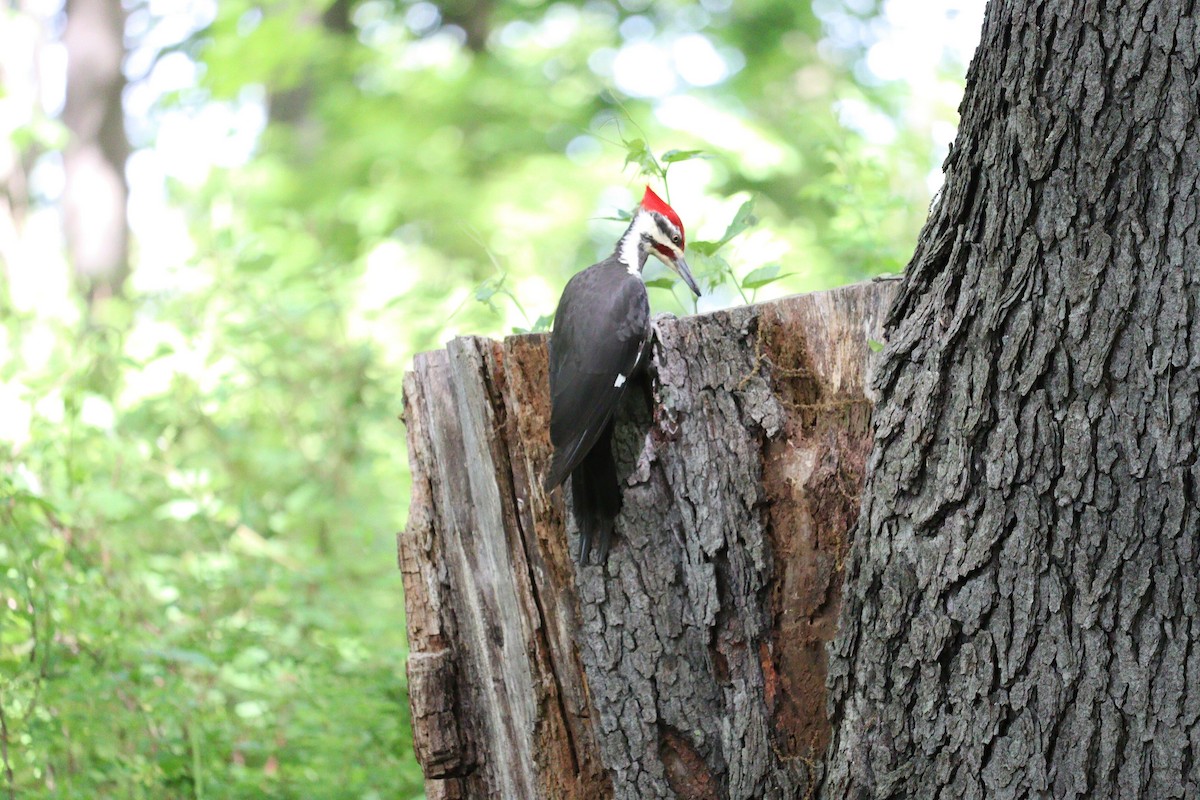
[400,279,897,798]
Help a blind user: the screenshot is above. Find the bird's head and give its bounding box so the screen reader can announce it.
[631,186,700,297]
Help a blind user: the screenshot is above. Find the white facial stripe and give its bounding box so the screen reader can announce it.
[620,212,659,275]
[621,211,685,275]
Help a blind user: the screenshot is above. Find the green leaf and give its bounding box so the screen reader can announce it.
[644,277,679,290]
[741,264,793,290]
[868,339,885,352]
[687,240,721,257]
[661,149,710,163]
[142,646,216,669]
[717,199,759,248]
[688,251,735,292]
[474,281,500,303]
[512,314,553,335]
[473,275,509,313]
[622,138,662,178]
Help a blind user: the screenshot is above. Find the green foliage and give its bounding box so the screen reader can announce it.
[800,145,925,281]
[179,0,951,341]
[741,264,793,292]
[556,138,782,313]
[0,267,422,798]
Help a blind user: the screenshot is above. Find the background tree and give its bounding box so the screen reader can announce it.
[824,1,1200,796]
[0,1,55,285]
[62,0,131,309]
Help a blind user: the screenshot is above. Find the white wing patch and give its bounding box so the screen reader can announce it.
[614,373,627,388]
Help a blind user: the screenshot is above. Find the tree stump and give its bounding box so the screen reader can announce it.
[400,278,898,799]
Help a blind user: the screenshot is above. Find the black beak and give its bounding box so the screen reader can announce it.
[673,256,701,297]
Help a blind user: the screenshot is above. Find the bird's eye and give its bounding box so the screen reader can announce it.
[672,235,681,245]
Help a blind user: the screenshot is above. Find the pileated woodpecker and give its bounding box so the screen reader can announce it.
[544,186,700,564]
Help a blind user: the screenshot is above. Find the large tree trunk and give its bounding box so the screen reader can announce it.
[62,0,129,309]
[400,279,896,798]
[823,1,1200,797]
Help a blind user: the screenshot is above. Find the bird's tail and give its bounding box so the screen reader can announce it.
[569,425,620,565]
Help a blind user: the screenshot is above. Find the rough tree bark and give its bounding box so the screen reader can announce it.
[62,0,130,308]
[400,279,896,799]
[823,1,1200,797]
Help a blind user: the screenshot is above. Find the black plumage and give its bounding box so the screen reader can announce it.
[544,187,697,565]
[543,257,649,564]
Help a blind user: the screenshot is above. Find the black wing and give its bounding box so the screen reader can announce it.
[544,263,649,490]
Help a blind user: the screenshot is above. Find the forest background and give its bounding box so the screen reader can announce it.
[0,0,981,796]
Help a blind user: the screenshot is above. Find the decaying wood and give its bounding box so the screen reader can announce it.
[400,279,896,799]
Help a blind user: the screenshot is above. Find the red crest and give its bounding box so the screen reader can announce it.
[640,186,685,247]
